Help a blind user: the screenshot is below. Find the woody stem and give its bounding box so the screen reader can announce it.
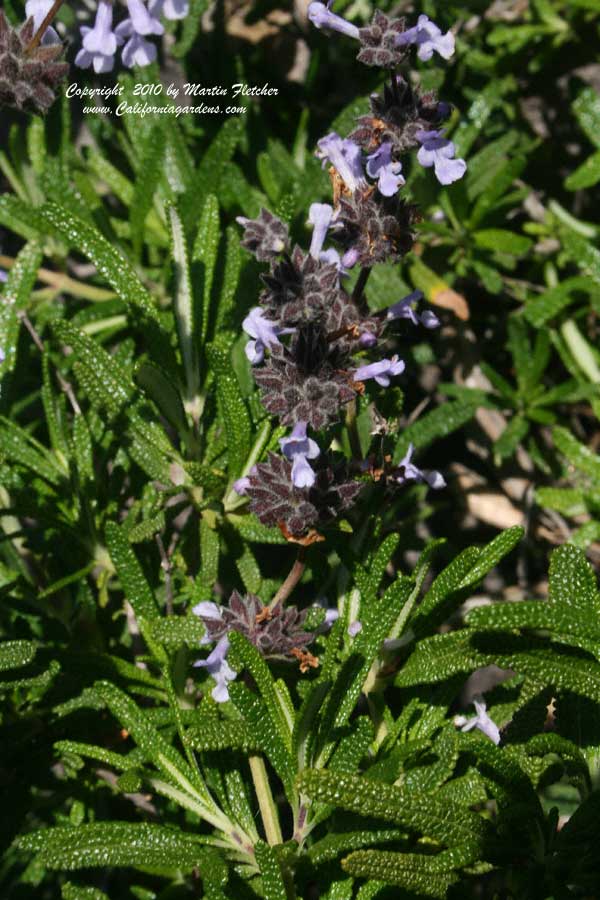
[268,548,306,609]
[25,0,65,54]
[352,266,371,306]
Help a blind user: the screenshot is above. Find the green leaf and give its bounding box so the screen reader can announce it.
[553,426,600,480]
[0,239,43,374]
[169,204,199,398]
[523,276,598,327]
[473,229,533,256]
[15,823,216,871]
[130,125,167,257]
[134,361,187,433]
[255,841,288,900]
[38,203,158,318]
[185,719,261,752]
[105,521,159,620]
[192,194,220,348]
[227,631,292,751]
[0,416,64,485]
[565,150,600,190]
[0,640,36,671]
[493,414,529,459]
[561,230,600,287]
[394,401,477,461]
[308,829,406,865]
[572,87,600,150]
[342,850,458,897]
[206,339,252,475]
[298,769,486,848]
[171,0,210,56]
[62,883,109,900]
[53,321,131,418]
[548,543,600,616]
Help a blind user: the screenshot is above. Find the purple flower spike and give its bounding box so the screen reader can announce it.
[416,129,466,186]
[279,421,320,489]
[243,307,293,365]
[396,443,445,490]
[25,0,60,43]
[317,133,366,194]
[354,355,405,387]
[308,2,360,40]
[75,1,120,73]
[461,695,501,745]
[194,636,236,703]
[366,142,405,197]
[396,14,455,61]
[348,620,362,637]
[308,203,334,260]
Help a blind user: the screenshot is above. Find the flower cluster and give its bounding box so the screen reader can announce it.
[0,8,68,114]
[192,593,318,701]
[75,0,188,73]
[229,6,458,541]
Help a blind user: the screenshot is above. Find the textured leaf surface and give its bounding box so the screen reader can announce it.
[16,823,214,870]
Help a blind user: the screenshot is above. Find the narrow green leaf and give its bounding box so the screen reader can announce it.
[105,521,158,620]
[169,204,199,397]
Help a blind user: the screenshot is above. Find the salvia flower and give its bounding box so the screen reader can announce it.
[416,129,466,185]
[317,133,366,194]
[396,14,455,62]
[150,0,190,20]
[0,269,7,283]
[307,2,359,40]
[394,443,445,489]
[75,0,120,74]
[279,421,320,489]
[365,142,405,196]
[25,0,60,44]
[194,592,316,665]
[242,307,293,365]
[115,0,163,68]
[194,636,236,703]
[307,203,334,260]
[354,355,405,388]
[387,290,440,328]
[460,695,501,745]
[348,620,363,637]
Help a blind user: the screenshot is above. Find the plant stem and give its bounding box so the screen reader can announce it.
[269,548,306,609]
[19,312,82,415]
[249,755,283,846]
[345,399,362,461]
[352,266,371,305]
[25,0,65,53]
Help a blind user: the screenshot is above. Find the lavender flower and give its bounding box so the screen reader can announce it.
[358,331,378,349]
[75,0,120,74]
[460,695,501,745]
[308,203,334,260]
[395,14,455,61]
[25,0,60,44]
[324,608,340,627]
[317,133,366,194]
[416,129,466,186]
[116,0,163,68]
[386,290,440,329]
[307,2,360,40]
[0,269,7,283]
[354,355,405,387]
[194,636,237,703]
[395,443,445,489]
[366,142,405,197]
[150,0,189,20]
[233,466,258,497]
[279,421,320,489]
[348,620,362,637]
[243,307,293,365]
[341,247,359,269]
